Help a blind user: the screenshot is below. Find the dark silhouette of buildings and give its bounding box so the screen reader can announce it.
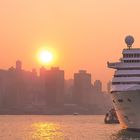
[0,61,112,114]
[0,61,41,110]
[72,70,112,114]
[45,67,64,107]
[40,66,47,80]
[64,79,73,104]
[94,80,102,93]
[73,70,93,105]
[16,60,22,71]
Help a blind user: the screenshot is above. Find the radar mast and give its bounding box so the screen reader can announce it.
[125,35,134,49]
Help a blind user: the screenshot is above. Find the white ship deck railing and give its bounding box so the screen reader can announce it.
[112,77,140,82]
[111,84,140,92]
[123,48,140,54]
[123,58,140,60]
[115,70,140,75]
[108,62,140,69]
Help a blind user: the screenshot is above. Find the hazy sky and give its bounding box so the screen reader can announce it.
[0,0,140,89]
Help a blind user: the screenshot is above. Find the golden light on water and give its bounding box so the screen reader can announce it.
[32,122,64,140]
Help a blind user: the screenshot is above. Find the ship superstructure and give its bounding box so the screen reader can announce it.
[108,36,140,129]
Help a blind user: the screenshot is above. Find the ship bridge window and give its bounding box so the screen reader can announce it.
[123,54,140,58]
[124,60,140,63]
[127,98,132,102]
[123,54,127,58]
[118,99,123,102]
[123,54,129,58]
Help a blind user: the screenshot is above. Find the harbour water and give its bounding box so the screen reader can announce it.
[0,115,140,140]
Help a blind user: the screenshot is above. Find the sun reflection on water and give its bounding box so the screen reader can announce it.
[31,122,64,140]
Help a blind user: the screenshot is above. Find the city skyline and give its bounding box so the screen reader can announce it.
[0,0,140,89]
[0,60,107,91]
[0,60,112,115]
[1,1,139,139]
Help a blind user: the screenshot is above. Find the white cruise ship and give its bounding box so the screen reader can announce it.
[108,35,140,130]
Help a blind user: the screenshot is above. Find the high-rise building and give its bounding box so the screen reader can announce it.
[16,60,22,71]
[73,70,92,105]
[32,69,37,77]
[40,66,47,79]
[94,80,102,93]
[65,79,74,103]
[45,67,64,106]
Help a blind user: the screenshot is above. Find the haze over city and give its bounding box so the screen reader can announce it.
[1,0,140,139]
[0,0,140,88]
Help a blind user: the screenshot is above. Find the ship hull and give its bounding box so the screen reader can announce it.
[111,90,140,129]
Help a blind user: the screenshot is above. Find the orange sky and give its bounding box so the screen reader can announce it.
[0,0,140,90]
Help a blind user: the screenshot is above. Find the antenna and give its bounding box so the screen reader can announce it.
[125,35,134,49]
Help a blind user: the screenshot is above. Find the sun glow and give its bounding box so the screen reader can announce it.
[38,49,53,65]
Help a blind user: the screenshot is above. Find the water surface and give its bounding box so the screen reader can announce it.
[0,115,139,140]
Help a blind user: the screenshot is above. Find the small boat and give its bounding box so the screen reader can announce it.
[73,112,79,115]
[104,109,119,124]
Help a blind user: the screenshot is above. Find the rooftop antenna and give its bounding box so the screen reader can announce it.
[125,35,134,49]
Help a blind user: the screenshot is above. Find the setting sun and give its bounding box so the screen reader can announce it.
[38,50,53,65]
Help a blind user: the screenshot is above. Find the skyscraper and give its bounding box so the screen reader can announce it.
[39,66,47,80]
[73,70,92,105]
[94,80,102,93]
[16,60,22,71]
[45,67,64,106]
